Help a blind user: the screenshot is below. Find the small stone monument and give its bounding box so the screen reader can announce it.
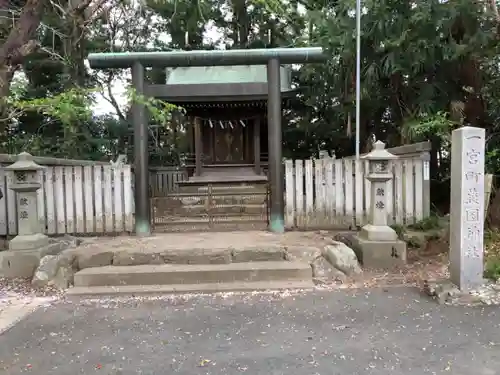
[0,153,80,279]
[449,126,485,290]
[5,152,49,251]
[350,141,407,268]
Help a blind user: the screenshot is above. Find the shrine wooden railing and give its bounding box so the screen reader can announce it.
[148,166,187,196]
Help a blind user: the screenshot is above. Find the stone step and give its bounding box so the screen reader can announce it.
[73,261,312,287]
[66,280,314,297]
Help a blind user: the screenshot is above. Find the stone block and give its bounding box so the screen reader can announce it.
[0,242,68,278]
[423,280,460,304]
[350,236,407,269]
[31,251,78,288]
[0,250,40,278]
[359,224,398,242]
[113,251,164,266]
[77,251,114,269]
[32,255,59,287]
[283,246,322,262]
[322,242,362,276]
[332,232,356,248]
[61,234,83,248]
[231,247,285,262]
[40,242,69,257]
[73,261,312,287]
[52,265,75,289]
[311,256,347,285]
[9,233,49,251]
[56,252,78,269]
[161,248,232,264]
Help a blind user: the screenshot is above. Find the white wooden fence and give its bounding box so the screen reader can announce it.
[0,146,430,235]
[0,164,133,236]
[284,156,429,229]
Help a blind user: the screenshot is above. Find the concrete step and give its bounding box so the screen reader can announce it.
[73,261,312,287]
[66,280,314,297]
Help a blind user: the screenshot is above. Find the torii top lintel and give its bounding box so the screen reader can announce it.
[87,47,326,69]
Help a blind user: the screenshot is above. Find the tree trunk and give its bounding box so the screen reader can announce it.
[231,0,249,47]
[451,15,486,127]
[0,0,45,129]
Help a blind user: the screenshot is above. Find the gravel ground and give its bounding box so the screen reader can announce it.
[1,287,499,375]
[0,278,62,298]
[0,278,62,316]
[0,278,61,336]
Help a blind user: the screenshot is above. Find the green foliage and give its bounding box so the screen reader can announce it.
[5,0,500,185]
[9,88,94,125]
[390,224,405,240]
[405,236,423,249]
[486,149,500,174]
[483,230,500,280]
[484,260,500,281]
[126,88,181,126]
[408,215,442,231]
[402,112,456,142]
[302,0,500,152]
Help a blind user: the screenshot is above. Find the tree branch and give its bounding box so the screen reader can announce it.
[99,70,126,121]
[0,0,44,65]
[491,0,500,22]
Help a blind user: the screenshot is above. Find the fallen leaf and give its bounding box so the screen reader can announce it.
[199,359,211,367]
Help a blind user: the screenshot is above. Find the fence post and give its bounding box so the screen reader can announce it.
[422,151,431,218]
[5,152,49,250]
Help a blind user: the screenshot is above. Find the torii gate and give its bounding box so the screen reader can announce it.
[87,47,327,235]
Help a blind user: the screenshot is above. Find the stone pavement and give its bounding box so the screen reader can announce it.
[72,231,331,255]
[1,288,499,375]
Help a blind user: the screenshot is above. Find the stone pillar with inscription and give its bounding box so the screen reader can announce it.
[351,141,407,269]
[449,126,485,290]
[5,152,49,251]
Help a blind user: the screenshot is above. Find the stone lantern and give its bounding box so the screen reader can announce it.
[363,141,396,229]
[351,141,407,269]
[5,152,49,251]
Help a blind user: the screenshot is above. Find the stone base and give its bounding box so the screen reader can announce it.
[424,279,500,306]
[9,233,49,251]
[0,242,68,278]
[350,235,407,269]
[360,224,398,241]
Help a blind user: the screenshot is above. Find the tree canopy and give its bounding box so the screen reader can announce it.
[3,0,500,182]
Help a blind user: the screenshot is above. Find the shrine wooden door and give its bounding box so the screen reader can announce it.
[214,122,245,163]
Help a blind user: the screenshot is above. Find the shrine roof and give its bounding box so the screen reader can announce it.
[166,65,292,89]
[145,65,295,102]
